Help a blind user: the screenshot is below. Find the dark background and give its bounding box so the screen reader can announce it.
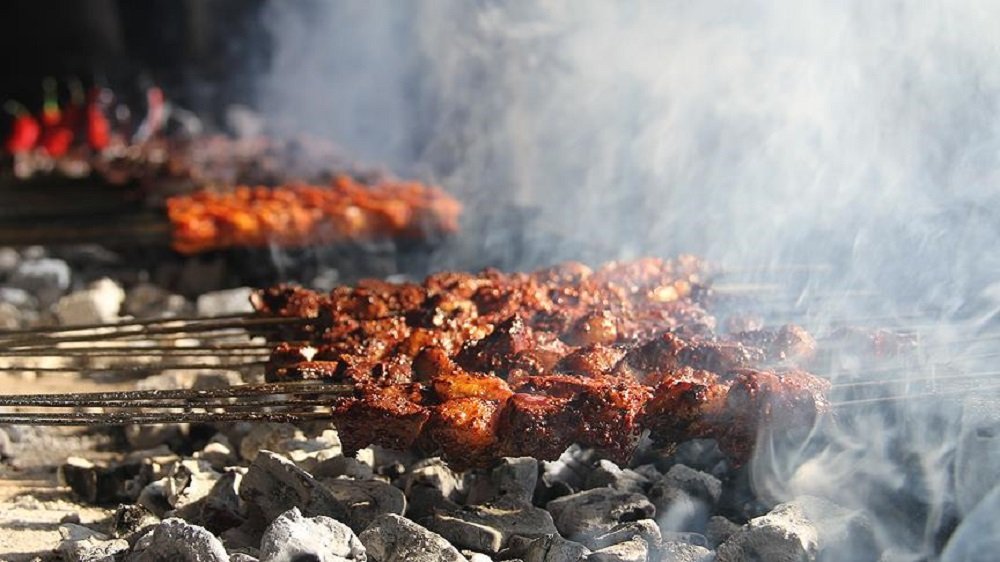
[0,0,268,123]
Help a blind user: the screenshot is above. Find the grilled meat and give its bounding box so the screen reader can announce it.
[166,176,462,254]
[252,258,830,468]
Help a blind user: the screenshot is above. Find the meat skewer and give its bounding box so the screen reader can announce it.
[1,257,983,470]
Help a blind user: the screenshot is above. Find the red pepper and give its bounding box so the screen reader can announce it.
[3,101,41,154]
[40,126,73,157]
[37,78,74,157]
[86,88,111,151]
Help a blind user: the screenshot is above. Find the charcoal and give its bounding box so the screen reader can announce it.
[238,423,301,462]
[541,445,597,495]
[360,513,468,562]
[661,533,710,548]
[238,451,347,523]
[196,434,239,470]
[312,454,374,481]
[661,440,727,477]
[112,504,161,544]
[9,257,71,306]
[587,536,650,562]
[520,534,591,562]
[131,518,229,562]
[124,282,190,318]
[659,465,722,505]
[229,555,260,562]
[400,457,464,501]
[321,478,407,532]
[61,456,146,506]
[705,516,741,548]
[426,496,558,553]
[0,286,37,308]
[58,522,130,562]
[467,456,539,505]
[54,277,124,325]
[258,507,366,562]
[649,464,722,533]
[165,459,223,520]
[196,287,255,316]
[0,247,19,277]
[545,488,656,549]
[404,483,462,520]
[716,499,820,562]
[659,541,716,562]
[0,302,22,329]
[199,469,247,534]
[590,519,662,551]
[585,460,650,494]
[238,424,342,466]
[466,553,493,562]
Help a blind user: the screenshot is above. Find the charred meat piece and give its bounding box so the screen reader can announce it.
[420,397,506,469]
[494,393,577,461]
[332,383,430,455]
[554,344,627,378]
[733,324,817,364]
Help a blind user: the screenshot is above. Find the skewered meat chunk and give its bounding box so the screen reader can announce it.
[166,177,462,254]
[250,258,833,468]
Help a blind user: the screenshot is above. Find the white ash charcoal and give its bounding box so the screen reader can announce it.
[125,423,187,451]
[238,423,301,462]
[311,453,374,481]
[131,517,230,562]
[112,504,161,544]
[716,499,820,562]
[58,523,130,562]
[321,479,407,533]
[649,465,722,533]
[360,513,468,562]
[124,282,190,318]
[659,541,716,562]
[61,456,145,505]
[546,488,656,548]
[587,536,650,562]
[659,465,722,505]
[0,247,19,276]
[0,301,22,329]
[0,286,37,308]
[199,469,247,534]
[663,440,728,477]
[590,519,662,551]
[258,507,367,562]
[238,451,347,524]
[192,370,246,390]
[426,496,559,553]
[9,257,71,306]
[585,460,651,494]
[239,423,343,465]
[404,482,462,520]
[165,459,224,520]
[54,277,124,325]
[400,457,464,501]
[520,534,591,562]
[705,516,741,548]
[541,445,598,494]
[792,496,877,562]
[954,395,1000,516]
[197,287,255,316]
[230,555,260,562]
[195,434,239,470]
[661,533,710,548]
[493,456,539,504]
[467,456,539,505]
[466,553,493,562]
[367,445,417,478]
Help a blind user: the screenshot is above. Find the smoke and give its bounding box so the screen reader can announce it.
[257,0,1000,558]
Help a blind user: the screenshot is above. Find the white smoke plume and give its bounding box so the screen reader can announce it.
[257,1,1000,558]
